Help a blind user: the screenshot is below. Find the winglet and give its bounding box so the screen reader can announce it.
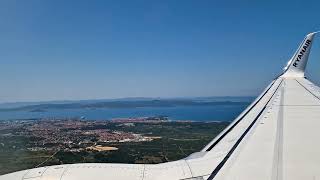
[282,32,318,77]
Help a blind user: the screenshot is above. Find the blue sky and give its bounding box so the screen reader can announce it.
[0,0,320,102]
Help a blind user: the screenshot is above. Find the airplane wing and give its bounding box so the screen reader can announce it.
[1,32,319,180]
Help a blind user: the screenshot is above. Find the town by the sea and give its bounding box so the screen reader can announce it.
[0,97,254,175]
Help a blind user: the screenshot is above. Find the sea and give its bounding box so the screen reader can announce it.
[0,104,250,122]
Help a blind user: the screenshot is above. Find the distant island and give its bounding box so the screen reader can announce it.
[0,97,253,112]
[29,109,47,112]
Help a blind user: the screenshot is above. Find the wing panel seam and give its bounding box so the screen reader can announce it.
[206,79,283,180]
[205,80,276,151]
[295,79,320,101]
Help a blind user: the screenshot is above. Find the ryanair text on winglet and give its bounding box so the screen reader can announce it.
[292,39,312,67]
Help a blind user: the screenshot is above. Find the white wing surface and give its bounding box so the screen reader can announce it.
[1,32,319,180]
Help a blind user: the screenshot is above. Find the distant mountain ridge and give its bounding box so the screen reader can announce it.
[0,97,254,112]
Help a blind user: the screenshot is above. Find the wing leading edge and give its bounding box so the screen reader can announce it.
[0,32,319,180]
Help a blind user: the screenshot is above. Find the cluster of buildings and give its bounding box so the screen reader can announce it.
[0,118,161,152]
[111,116,169,123]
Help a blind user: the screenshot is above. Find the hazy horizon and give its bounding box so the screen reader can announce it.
[0,95,255,105]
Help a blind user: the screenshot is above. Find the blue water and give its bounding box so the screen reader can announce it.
[0,104,249,121]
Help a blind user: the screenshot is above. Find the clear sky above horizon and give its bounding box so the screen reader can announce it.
[1,0,320,103]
